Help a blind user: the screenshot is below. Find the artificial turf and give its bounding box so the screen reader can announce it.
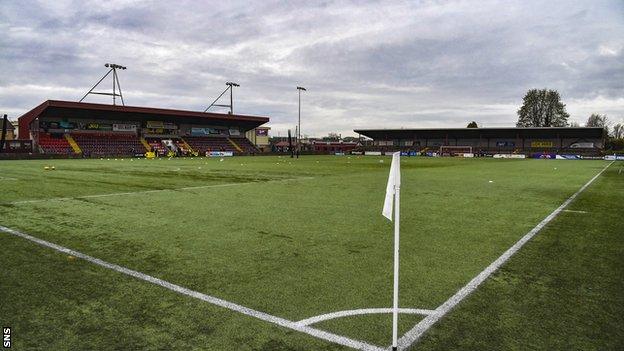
[0,156,619,350]
[413,162,624,350]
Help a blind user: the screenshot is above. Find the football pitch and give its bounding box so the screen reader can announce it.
[1,156,622,350]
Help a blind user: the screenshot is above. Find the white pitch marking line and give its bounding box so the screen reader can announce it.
[396,161,614,350]
[563,209,588,214]
[296,308,435,326]
[7,177,314,205]
[0,224,383,351]
[0,176,18,181]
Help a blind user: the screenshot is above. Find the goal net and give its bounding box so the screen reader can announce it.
[439,145,472,156]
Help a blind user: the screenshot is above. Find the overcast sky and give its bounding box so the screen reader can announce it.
[1,0,623,137]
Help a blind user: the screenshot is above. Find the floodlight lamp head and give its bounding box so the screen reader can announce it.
[105,63,126,70]
[226,81,239,87]
[297,86,307,91]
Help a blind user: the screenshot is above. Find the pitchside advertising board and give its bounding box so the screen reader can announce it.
[531,153,557,159]
[493,154,526,159]
[556,155,582,160]
[208,151,233,157]
[605,155,624,161]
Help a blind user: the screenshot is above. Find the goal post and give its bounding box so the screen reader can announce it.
[439,145,472,157]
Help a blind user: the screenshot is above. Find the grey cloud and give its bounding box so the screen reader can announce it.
[1,0,623,136]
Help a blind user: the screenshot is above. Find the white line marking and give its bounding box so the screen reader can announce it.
[296,308,435,326]
[397,161,613,350]
[7,177,314,205]
[0,176,18,181]
[0,225,382,351]
[563,209,588,214]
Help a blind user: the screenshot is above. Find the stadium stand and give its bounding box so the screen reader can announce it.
[354,127,606,157]
[17,100,270,157]
[73,133,145,157]
[145,138,169,155]
[184,136,237,153]
[38,133,74,155]
[230,136,258,153]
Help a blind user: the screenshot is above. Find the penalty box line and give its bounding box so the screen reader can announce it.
[0,225,382,351]
[396,161,614,350]
[7,176,315,205]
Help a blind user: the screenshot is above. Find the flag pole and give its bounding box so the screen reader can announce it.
[392,179,400,350]
[382,151,401,350]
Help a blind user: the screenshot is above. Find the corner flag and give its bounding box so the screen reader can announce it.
[383,151,401,350]
[383,151,401,220]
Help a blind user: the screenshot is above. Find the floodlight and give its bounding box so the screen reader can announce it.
[296,86,306,158]
[205,81,240,113]
[80,63,127,106]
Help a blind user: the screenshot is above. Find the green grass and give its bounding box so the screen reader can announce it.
[413,163,624,350]
[0,156,621,350]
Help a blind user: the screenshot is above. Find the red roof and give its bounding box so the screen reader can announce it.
[18,100,269,138]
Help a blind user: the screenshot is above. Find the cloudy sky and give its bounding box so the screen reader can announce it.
[1,0,623,137]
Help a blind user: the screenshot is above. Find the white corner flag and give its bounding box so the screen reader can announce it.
[383,151,401,351]
[383,152,401,221]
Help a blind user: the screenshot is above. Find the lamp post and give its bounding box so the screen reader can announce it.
[297,86,306,157]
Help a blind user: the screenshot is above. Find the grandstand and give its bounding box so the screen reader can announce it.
[38,133,74,155]
[17,100,269,157]
[354,127,606,157]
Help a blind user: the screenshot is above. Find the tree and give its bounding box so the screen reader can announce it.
[585,113,609,135]
[322,132,340,141]
[516,89,570,127]
[466,121,478,128]
[569,121,580,127]
[585,113,608,127]
[612,123,623,139]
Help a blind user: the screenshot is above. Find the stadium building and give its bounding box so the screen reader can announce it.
[17,100,269,157]
[312,140,358,154]
[354,127,606,157]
